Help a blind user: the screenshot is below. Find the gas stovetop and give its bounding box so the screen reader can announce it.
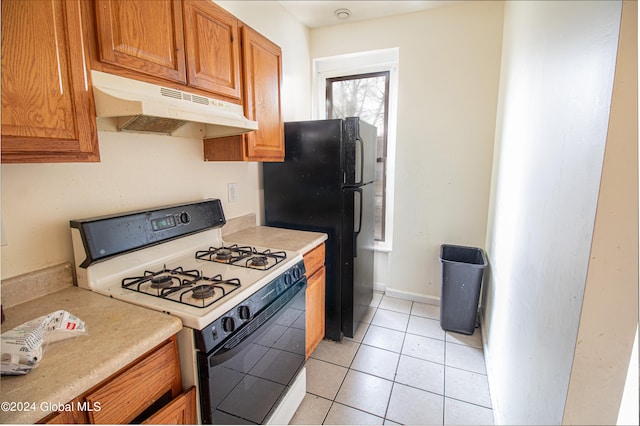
[119,244,291,309]
[195,244,287,270]
[121,264,242,309]
[70,200,303,329]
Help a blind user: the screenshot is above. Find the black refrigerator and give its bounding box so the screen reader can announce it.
[263,117,376,341]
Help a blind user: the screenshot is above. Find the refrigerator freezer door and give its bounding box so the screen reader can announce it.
[343,118,377,186]
[283,119,343,188]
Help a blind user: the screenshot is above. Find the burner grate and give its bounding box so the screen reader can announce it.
[196,246,286,270]
[121,266,241,308]
[243,249,287,270]
[195,244,254,264]
[177,275,241,308]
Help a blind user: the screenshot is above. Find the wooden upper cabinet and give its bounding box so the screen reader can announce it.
[1,0,99,163]
[203,24,285,162]
[241,25,285,161]
[92,0,241,102]
[182,0,241,100]
[94,0,186,83]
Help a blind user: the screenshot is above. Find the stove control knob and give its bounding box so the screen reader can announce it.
[238,305,251,320]
[221,317,235,333]
[291,266,302,280]
[284,273,293,286]
[178,211,191,225]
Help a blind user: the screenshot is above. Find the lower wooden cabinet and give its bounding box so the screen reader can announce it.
[41,398,87,424]
[39,336,194,425]
[306,266,326,359]
[304,243,326,359]
[142,387,196,425]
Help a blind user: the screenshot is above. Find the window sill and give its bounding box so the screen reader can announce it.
[374,241,392,253]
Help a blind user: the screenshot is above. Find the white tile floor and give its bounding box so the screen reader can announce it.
[290,293,494,425]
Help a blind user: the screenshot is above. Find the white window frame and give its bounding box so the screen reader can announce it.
[313,48,398,252]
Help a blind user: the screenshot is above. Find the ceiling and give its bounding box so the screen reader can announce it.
[277,1,455,28]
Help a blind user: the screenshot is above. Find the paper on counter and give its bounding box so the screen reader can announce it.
[1,310,87,376]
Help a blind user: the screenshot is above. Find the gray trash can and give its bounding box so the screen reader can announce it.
[439,244,487,335]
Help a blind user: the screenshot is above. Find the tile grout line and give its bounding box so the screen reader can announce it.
[443,320,447,425]
[381,299,412,424]
[308,299,492,424]
[304,294,493,425]
[321,302,375,425]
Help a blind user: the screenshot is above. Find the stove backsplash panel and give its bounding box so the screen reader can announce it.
[70,199,225,268]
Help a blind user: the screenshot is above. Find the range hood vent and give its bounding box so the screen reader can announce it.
[91,70,258,138]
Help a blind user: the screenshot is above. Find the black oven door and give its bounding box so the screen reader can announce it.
[197,278,306,425]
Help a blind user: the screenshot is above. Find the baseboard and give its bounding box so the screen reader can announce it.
[383,286,441,306]
[478,309,502,425]
[373,282,386,293]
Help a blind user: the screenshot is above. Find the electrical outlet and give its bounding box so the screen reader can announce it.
[228,183,238,203]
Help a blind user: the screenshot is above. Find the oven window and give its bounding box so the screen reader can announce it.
[198,283,306,424]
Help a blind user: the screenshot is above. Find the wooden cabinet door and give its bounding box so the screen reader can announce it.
[85,338,181,424]
[306,266,326,359]
[304,243,326,279]
[240,26,284,161]
[41,398,88,424]
[142,387,196,425]
[182,0,241,100]
[1,0,99,163]
[94,0,186,83]
[304,243,326,358]
[38,337,185,425]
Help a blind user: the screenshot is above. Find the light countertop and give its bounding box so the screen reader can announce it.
[0,224,324,423]
[0,286,182,424]
[225,225,327,254]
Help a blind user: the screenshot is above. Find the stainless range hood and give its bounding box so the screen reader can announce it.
[91,70,258,138]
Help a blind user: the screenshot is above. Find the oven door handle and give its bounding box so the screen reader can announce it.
[207,279,306,367]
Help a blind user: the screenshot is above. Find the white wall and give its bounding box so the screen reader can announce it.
[0,1,310,280]
[482,1,624,424]
[214,1,311,124]
[563,1,638,422]
[310,2,504,301]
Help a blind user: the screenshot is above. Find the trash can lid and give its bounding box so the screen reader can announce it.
[440,244,487,267]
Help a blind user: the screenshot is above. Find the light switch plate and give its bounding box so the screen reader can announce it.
[228,183,238,203]
[1,214,7,246]
[0,222,9,247]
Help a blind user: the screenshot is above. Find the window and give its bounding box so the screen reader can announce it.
[314,48,398,250]
[326,72,389,241]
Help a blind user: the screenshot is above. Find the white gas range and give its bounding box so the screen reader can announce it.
[70,199,307,424]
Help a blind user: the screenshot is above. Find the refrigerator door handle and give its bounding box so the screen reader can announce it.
[355,136,364,185]
[354,188,363,257]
